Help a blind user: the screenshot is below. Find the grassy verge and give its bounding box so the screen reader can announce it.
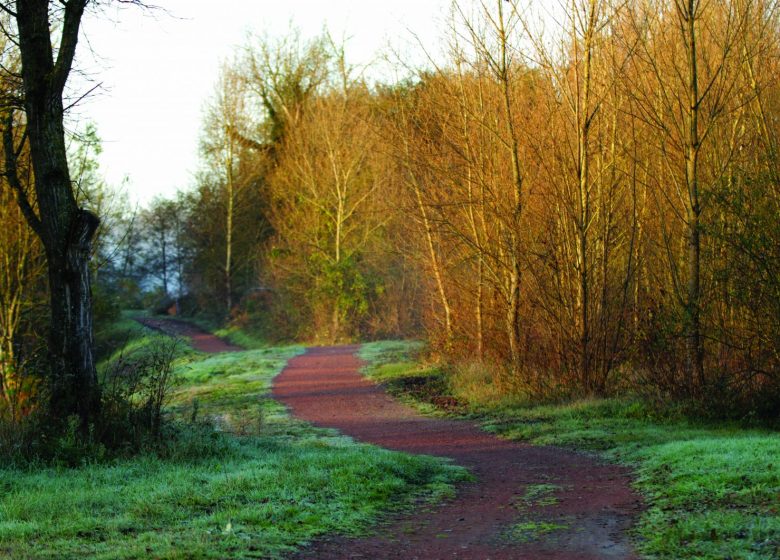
[359,340,780,560]
[185,316,269,350]
[0,334,467,559]
[96,310,196,369]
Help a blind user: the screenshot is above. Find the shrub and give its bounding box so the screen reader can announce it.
[99,337,182,450]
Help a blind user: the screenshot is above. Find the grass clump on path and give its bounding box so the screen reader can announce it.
[359,340,780,560]
[519,483,561,509]
[0,336,466,559]
[507,520,568,543]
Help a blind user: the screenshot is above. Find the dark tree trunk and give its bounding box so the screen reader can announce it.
[6,0,101,429]
[47,210,101,423]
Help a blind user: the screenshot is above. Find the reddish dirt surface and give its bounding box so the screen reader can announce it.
[274,346,644,560]
[137,320,643,559]
[135,317,242,353]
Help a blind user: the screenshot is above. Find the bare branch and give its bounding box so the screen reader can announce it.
[51,0,88,95]
[2,112,42,237]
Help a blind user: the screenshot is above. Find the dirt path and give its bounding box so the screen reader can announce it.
[135,317,242,353]
[137,320,642,559]
[274,346,643,560]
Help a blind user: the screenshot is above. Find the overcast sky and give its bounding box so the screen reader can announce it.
[71,0,453,206]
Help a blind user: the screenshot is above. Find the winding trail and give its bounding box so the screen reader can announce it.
[135,317,242,353]
[274,346,643,560]
[139,318,642,559]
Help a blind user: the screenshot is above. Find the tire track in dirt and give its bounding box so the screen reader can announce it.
[274,345,643,560]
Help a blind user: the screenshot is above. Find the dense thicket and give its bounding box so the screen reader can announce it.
[3,1,776,420]
[152,0,780,415]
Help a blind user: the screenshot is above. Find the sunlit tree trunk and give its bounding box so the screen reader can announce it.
[681,0,705,388]
[0,193,39,417]
[224,123,235,316]
[573,0,598,391]
[497,0,524,370]
[409,165,454,347]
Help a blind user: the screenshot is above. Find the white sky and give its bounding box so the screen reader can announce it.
[71,0,453,206]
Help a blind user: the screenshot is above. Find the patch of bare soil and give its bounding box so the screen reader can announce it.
[273,345,643,560]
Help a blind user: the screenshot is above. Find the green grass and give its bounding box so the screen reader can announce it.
[96,310,196,370]
[519,483,561,509]
[0,336,467,559]
[359,340,780,560]
[186,316,270,350]
[507,520,569,543]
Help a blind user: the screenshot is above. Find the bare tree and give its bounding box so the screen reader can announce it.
[453,0,528,369]
[0,175,42,420]
[202,64,247,316]
[1,0,102,429]
[623,0,750,392]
